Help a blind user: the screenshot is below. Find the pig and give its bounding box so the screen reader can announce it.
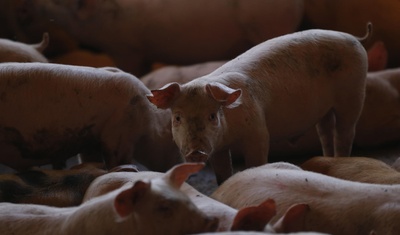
[83,168,240,231]
[0,0,79,58]
[0,162,138,207]
[141,61,225,90]
[83,167,310,233]
[0,163,219,235]
[391,157,400,172]
[304,0,400,69]
[141,38,384,91]
[270,67,400,157]
[0,162,107,207]
[0,62,180,172]
[211,162,400,235]
[31,0,304,75]
[0,32,48,63]
[147,26,370,183]
[300,156,400,184]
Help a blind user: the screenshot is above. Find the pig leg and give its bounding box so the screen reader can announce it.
[100,126,138,169]
[333,112,358,157]
[241,133,269,167]
[240,127,270,170]
[331,97,365,156]
[209,150,233,185]
[316,110,335,156]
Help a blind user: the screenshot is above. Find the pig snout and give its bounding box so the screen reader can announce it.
[185,150,209,163]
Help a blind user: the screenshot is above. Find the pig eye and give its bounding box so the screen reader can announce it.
[209,113,218,123]
[157,200,177,215]
[173,114,182,126]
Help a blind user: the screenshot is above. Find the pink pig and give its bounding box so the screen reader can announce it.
[0,32,48,63]
[83,165,310,233]
[211,162,400,235]
[0,163,219,235]
[147,26,370,183]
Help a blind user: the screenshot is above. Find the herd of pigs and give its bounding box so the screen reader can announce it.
[1,0,400,234]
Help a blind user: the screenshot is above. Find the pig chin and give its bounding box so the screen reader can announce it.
[184,150,209,163]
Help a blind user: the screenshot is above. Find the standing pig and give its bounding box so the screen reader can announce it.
[0,163,219,235]
[211,162,400,235]
[147,27,369,183]
[0,32,48,63]
[31,0,304,75]
[0,62,180,172]
[270,67,400,157]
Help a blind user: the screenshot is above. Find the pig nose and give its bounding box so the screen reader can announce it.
[185,150,208,162]
[204,217,219,232]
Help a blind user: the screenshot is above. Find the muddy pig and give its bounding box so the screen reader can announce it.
[211,162,400,235]
[0,32,48,63]
[32,0,304,75]
[83,165,309,233]
[147,26,369,183]
[0,62,180,172]
[0,163,219,235]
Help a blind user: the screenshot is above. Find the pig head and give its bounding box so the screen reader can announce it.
[147,82,241,164]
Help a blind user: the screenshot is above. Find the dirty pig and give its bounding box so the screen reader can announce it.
[148,25,370,183]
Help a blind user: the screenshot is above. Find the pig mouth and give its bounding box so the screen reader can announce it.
[185,150,209,163]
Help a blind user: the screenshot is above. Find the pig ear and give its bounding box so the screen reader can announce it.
[147,82,181,109]
[205,82,241,108]
[231,198,277,231]
[114,181,151,218]
[391,157,400,172]
[164,162,205,188]
[271,203,310,233]
[33,32,49,53]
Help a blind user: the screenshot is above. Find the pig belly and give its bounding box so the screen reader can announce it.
[264,86,334,141]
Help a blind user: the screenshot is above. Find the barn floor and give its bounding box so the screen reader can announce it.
[1,143,399,197]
